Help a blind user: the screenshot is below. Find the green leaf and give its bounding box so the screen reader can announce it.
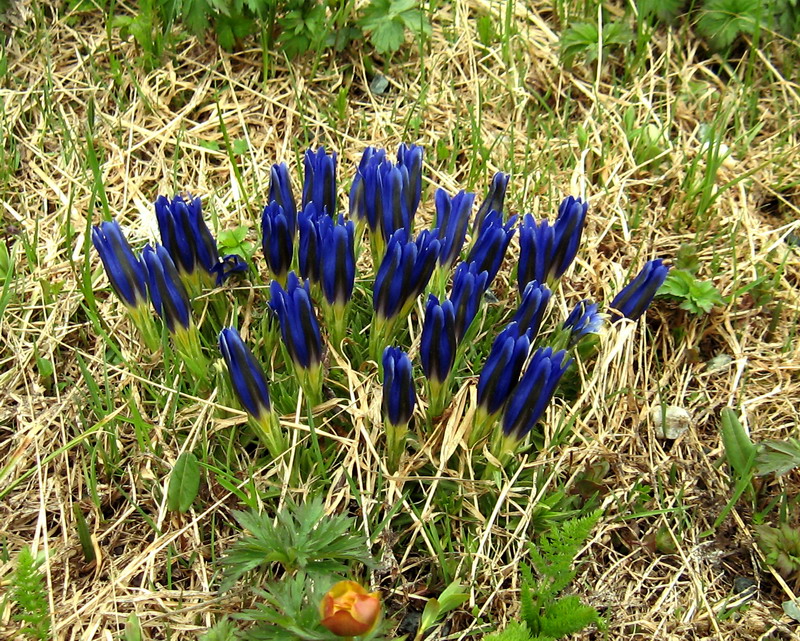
[167,452,201,512]
[697,0,762,50]
[124,613,143,641]
[232,138,249,155]
[539,595,600,637]
[755,438,800,476]
[720,409,756,480]
[370,19,406,53]
[660,269,722,315]
[182,0,211,35]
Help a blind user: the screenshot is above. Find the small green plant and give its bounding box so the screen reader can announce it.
[756,438,800,476]
[560,20,632,66]
[696,0,762,50]
[622,107,670,168]
[215,498,381,639]
[220,496,370,589]
[641,0,800,52]
[276,0,329,58]
[484,512,602,641]
[659,268,724,314]
[218,225,257,262]
[755,523,800,582]
[358,0,431,55]
[637,0,685,22]
[9,547,51,641]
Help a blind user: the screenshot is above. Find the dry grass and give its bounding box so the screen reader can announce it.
[2,0,800,639]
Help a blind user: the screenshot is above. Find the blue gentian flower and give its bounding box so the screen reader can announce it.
[449,262,488,343]
[563,299,604,342]
[261,201,294,285]
[269,163,297,233]
[502,347,572,441]
[91,220,148,309]
[219,327,284,455]
[302,147,337,216]
[373,229,441,322]
[154,194,221,285]
[476,322,531,417]
[396,143,423,217]
[378,161,413,243]
[319,215,355,307]
[219,327,272,423]
[465,210,517,286]
[298,202,323,284]
[435,188,475,271]
[420,294,457,386]
[382,346,415,427]
[517,195,588,291]
[609,259,670,322]
[210,254,248,286]
[141,244,192,333]
[512,280,552,339]
[382,345,416,471]
[474,172,509,232]
[349,146,387,231]
[269,272,323,371]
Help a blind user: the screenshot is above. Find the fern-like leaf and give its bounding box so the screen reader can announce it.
[538,595,600,638]
[11,548,51,641]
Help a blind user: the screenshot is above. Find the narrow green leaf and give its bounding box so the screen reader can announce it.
[720,408,756,479]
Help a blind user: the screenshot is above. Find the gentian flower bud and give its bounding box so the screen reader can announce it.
[319,580,381,638]
[477,323,531,416]
[218,327,284,456]
[474,171,510,232]
[143,244,206,376]
[377,161,412,243]
[563,299,604,343]
[517,195,588,291]
[501,347,572,443]
[320,215,356,307]
[319,215,356,345]
[373,229,441,323]
[370,229,440,360]
[297,202,323,285]
[609,259,670,322]
[92,220,160,351]
[435,188,475,271]
[382,347,415,427]
[302,147,337,217]
[449,262,488,343]
[396,142,423,216]
[420,294,457,417]
[268,163,297,233]
[269,272,323,404]
[142,244,192,334]
[261,202,294,286]
[471,322,530,447]
[154,194,222,290]
[512,280,552,340]
[465,210,517,287]
[349,146,386,231]
[382,346,415,471]
[91,220,148,309]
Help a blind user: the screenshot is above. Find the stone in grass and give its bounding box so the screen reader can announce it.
[650,405,692,440]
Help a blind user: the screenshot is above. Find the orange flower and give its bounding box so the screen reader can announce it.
[320,580,381,637]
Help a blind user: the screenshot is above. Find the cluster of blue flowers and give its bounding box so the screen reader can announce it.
[92,143,670,468]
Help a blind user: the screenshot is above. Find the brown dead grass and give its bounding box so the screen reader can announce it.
[1,0,800,639]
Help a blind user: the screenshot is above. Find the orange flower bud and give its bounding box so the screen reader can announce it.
[320,580,381,637]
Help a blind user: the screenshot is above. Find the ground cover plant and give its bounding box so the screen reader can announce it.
[2,0,800,639]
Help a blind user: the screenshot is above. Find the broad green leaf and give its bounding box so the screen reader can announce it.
[167,452,201,512]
